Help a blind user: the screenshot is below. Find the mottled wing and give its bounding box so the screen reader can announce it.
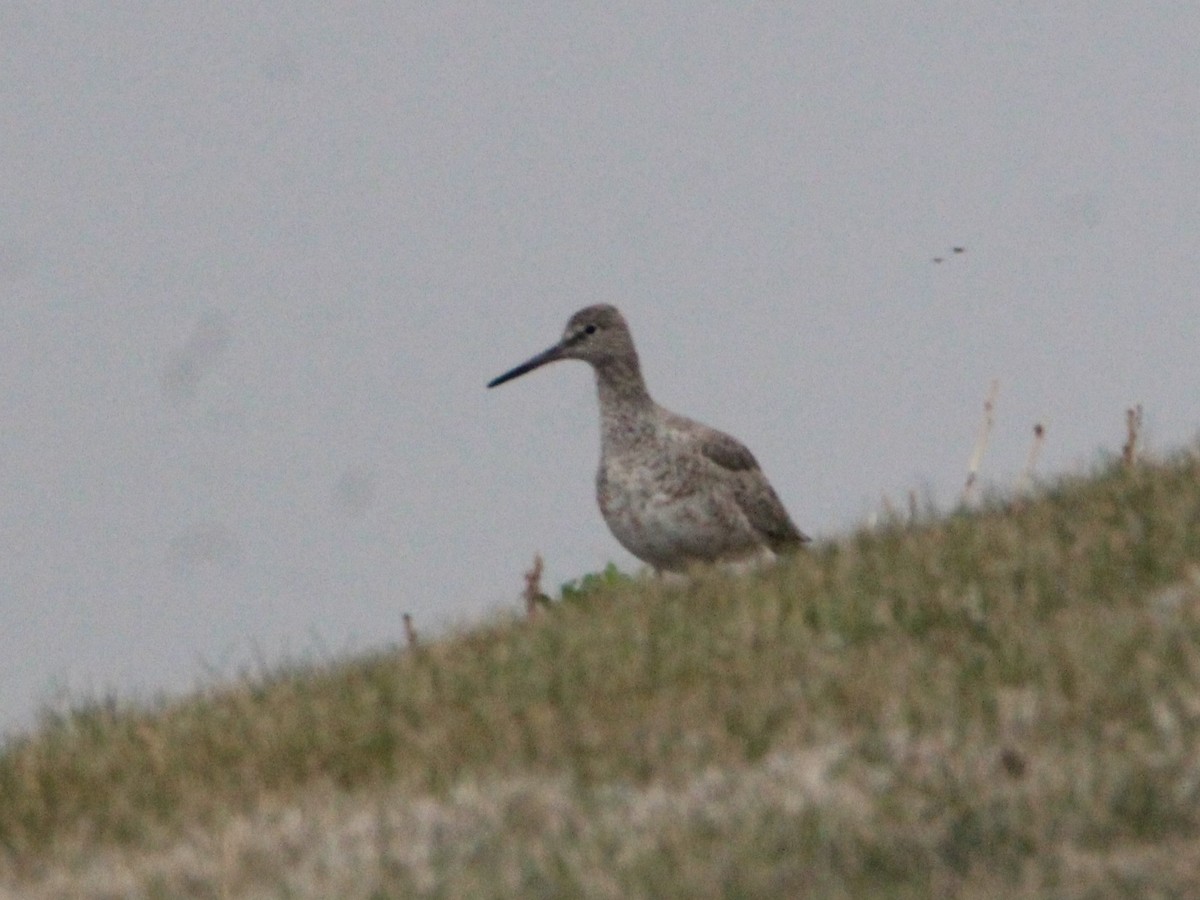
[698,428,760,472]
[733,471,810,551]
[693,423,810,552]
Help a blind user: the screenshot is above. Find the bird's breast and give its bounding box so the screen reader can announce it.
[595,451,759,570]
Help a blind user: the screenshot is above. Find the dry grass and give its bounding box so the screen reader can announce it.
[961,378,999,504]
[4,449,1200,897]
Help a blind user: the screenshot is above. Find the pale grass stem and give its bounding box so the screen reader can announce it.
[962,379,999,504]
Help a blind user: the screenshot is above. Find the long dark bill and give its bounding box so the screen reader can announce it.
[486,343,565,388]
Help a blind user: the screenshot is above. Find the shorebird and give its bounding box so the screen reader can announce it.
[487,305,809,572]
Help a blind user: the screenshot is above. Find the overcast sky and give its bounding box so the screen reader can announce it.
[3,5,1197,737]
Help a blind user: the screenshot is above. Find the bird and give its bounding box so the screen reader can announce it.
[487,305,808,572]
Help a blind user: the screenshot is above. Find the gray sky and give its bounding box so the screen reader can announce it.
[3,5,1197,736]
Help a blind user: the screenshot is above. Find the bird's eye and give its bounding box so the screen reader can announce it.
[584,324,597,335]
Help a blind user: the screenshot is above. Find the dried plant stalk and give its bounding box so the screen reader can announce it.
[1122,405,1143,467]
[963,379,999,503]
[523,553,548,618]
[1016,422,1046,492]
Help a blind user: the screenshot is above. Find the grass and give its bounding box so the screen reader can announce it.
[4,449,1200,896]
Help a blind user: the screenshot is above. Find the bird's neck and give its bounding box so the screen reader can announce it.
[593,358,657,452]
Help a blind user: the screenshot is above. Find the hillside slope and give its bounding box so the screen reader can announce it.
[3,451,1200,897]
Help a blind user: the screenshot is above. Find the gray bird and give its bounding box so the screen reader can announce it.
[488,305,809,572]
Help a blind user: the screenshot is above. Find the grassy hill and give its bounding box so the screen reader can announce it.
[3,449,1200,897]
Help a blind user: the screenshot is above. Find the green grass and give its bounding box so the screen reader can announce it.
[4,450,1200,897]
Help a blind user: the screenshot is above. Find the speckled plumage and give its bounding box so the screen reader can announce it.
[488,305,808,572]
